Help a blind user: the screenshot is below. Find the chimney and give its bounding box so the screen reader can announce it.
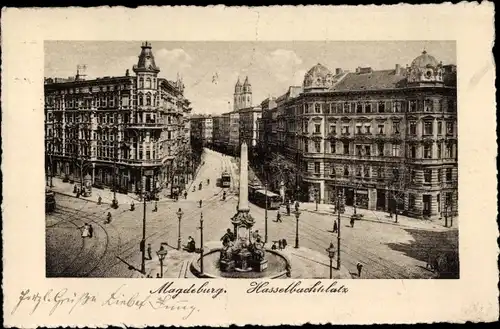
[355,67,361,73]
[395,64,401,74]
[335,68,343,75]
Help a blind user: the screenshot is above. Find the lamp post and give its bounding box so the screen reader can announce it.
[112,126,118,208]
[293,210,301,248]
[176,208,184,250]
[264,180,268,244]
[315,188,319,211]
[337,190,342,270]
[156,247,168,278]
[199,212,204,275]
[326,242,336,279]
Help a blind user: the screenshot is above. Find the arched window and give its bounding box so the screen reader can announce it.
[146,93,151,106]
[139,78,144,88]
[138,93,143,106]
[146,78,151,89]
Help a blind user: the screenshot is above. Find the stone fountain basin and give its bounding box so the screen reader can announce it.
[190,248,290,279]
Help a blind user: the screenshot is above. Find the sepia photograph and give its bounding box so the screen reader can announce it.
[44,40,459,280]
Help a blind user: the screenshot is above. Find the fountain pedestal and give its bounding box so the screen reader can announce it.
[257,259,269,272]
[235,250,253,272]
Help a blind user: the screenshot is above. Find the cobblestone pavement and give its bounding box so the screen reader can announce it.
[46,149,457,279]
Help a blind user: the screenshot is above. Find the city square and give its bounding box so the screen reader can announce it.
[45,40,458,279]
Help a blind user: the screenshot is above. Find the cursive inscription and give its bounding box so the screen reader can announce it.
[247,280,349,294]
[150,281,226,299]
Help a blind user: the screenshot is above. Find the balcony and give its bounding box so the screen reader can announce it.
[125,121,164,129]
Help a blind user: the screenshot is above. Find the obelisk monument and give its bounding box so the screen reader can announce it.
[231,142,254,239]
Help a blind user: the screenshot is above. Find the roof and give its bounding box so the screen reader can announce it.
[331,69,407,91]
[305,63,332,78]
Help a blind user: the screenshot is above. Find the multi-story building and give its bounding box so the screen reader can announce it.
[212,115,224,151]
[261,51,457,219]
[190,114,213,147]
[221,112,231,152]
[228,111,240,155]
[239,105,262,148]
[44,41,193,196]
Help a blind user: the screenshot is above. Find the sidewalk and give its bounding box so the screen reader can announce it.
[293,202,458,232]
[49,177,186,206]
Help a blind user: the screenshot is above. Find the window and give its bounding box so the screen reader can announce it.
[437,169,442,182]
[392,101,402,113]
[378,102,386,113]
[356,103,363,113]
[304,142,309,153]
[424,169,432,183]
[342,125,349,135]
[437,143,442,158]
[330,141,336,154]
[409,100,417,112]
[409,194,416,209]
[139,78,144,88]
[378,124,384,134]
[344,166,349,177]
[329,124,336,134]
[409,121,417,135]
[378,143,384,156]
[446,168,452,182]
[146,78,151,89]
[336,103,343,113]
[364,166,370,177]
[314,124,321,134]
[364,145,371,156]
[364,124,371,134]
[314,141,321,153]
[424,99,433,112]
[356,166,362,177]
[344,103,350,113]
[392,144,400,157]
[392,121,400,134]
[447,99,455,113]
[329,103,335,114]
[377,167,384,179]
[356,145,363,156]
[424,144,432,159]
[438,121,443,135]
[423,121,433,135]
[343,142,349,155]
[446,122,453,135]
[364,103,371,113]
[146,94,152,106]
[411,170,417,183]
[138,94,143,106]
[315,103,321,114]
[314,162,320,174]
[330,165,336,177]
[409,145,416,158]
[445,143,452,158]
[356,125,362,135]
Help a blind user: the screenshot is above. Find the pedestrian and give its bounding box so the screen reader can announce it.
[222,191,226,201]
[276,211,282,222]
[282,238,287,249]
[356,262,363,278]
[294,201,299,212]
[184,191,188,199]
[97,195,102,205]
[147,243,152,260]
[199,199,203,208]
[73,184,78,193]
[88,224,94,238]
[153,201,158,212]
[106,212,112,224]
[350,217,355,228]
[278,240,283,250]
[286,203,291,216]
[81,223,90,238]
[333,220,338,233]
[156,273,160,278]
[130,201,135,211]
[252,230,261,241]
[271,241,277,250]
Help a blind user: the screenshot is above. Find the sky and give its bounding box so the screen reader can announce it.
[45,41,456,115]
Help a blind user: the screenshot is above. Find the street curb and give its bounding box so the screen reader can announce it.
[300,208,454,232]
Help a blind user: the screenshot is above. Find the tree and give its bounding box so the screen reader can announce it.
[386,160,411,223]
[268,152,298,198]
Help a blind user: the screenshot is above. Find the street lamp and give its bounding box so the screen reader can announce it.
[326,242,336,279]
[156,247,168,278]
[176,208,184,250]
[336,190,342,270]
[111,126,119,209]
[199,212,204,275]
[293,210,301,249]
[315,188,319,211]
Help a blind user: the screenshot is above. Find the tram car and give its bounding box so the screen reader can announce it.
[221,171,231,188]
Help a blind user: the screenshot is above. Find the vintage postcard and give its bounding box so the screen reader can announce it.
[1,4,498,327]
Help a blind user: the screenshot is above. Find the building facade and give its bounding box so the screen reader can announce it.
[190,114,213,147]
[44,42,193,196]
[260,51,457,219]
[239,106,262,148]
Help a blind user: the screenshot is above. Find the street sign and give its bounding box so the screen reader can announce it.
[144,169,154,176]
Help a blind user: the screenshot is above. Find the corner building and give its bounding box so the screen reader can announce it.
[44,42,193,195]
[266,51,457,219]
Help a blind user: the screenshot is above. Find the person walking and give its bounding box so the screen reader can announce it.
[282,238,287,249]
[356,262,363,278]
[350,217,355,228]
[278,240,283,250]
[147,243,152,260]
[333,220,338,233]
[97,195,102,205]
[81,223,90,238]
[286,203,291,216]
[130,201,135,211]
[184,191,188,199]
[88,224,94,238]
[271,241,277,250]
[106,212,112,224]
[199,199,203,208]
[294,201,300,212]
[153,201,158,212]
[276,211,282,223]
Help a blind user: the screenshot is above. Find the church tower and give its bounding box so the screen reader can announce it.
[242,76,252,109]
[233,77,243,111]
